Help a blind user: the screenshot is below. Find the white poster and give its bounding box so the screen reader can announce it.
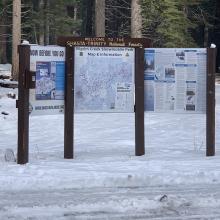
[74,47,135,112]
[29,45,65,116]
[144,48,207,113]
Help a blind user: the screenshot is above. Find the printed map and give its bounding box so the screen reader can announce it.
[74,47,135,112]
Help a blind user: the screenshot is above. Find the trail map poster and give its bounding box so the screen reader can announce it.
[29,45,65,115]
[74,47,135,112]
[144,48,207,113]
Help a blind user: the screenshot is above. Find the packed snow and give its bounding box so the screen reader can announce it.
[0,64,11,78]
[0,84,220,219]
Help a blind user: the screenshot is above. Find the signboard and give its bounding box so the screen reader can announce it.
[144,48,207,113]
[57,37,150,48]
[29,45,65,115]
[74,46,135,112]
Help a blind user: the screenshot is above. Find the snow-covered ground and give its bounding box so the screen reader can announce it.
[0,64,11,78]
[0,85,220,219]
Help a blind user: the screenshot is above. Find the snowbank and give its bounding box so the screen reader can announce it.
[0,86,220,192]
[0,64,12,79]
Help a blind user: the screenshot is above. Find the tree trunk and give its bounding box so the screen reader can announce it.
[83,0,94,36]
[95,0,105,37]
[131,0,142,38]
[44,0,50,45]
[39,0,45,45]
[214,0,220,72]
[0,0,8,63]
[12,0,21,80]
[204,25,209,48]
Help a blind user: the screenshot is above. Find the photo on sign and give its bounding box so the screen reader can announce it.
[155,66,164,81]
[144,82,154,111]
[186,90,196,111]
[35,61,65,101]
[165,67,175,80]
[145,51,155,72]
[36,62,55,100]
[176,50,185,62]
[165,83,175,110]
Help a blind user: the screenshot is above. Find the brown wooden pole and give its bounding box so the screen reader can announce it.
[17,45,30,164]
[206,47,217,156]
[64,46,74,159]
[135,48,145,156]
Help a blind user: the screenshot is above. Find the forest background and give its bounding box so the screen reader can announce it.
[0,0,220,79]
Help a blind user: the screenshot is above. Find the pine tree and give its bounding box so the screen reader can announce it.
[188,0,216,47]
[156,0,197,47]
[106,0,131,37]
[0,0,11,63]
[141,0,164,45]
[80,0,94,37]
[22,0,82,45]
[141,0,203,47]
[213,0,220,71]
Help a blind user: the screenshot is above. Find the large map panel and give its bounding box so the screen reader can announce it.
[74,47,135,112]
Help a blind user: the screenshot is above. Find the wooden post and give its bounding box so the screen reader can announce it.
[17,45,30,164]
[206,47,217,156]
[64,46,74,158]
[135,48,145,156]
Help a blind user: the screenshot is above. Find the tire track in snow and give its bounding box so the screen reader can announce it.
[1,185,220,219]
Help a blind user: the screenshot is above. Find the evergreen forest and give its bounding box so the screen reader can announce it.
[0,0,219,70]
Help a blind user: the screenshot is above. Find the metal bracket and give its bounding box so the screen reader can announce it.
[16,100,19,108]
[25,70,36,89]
